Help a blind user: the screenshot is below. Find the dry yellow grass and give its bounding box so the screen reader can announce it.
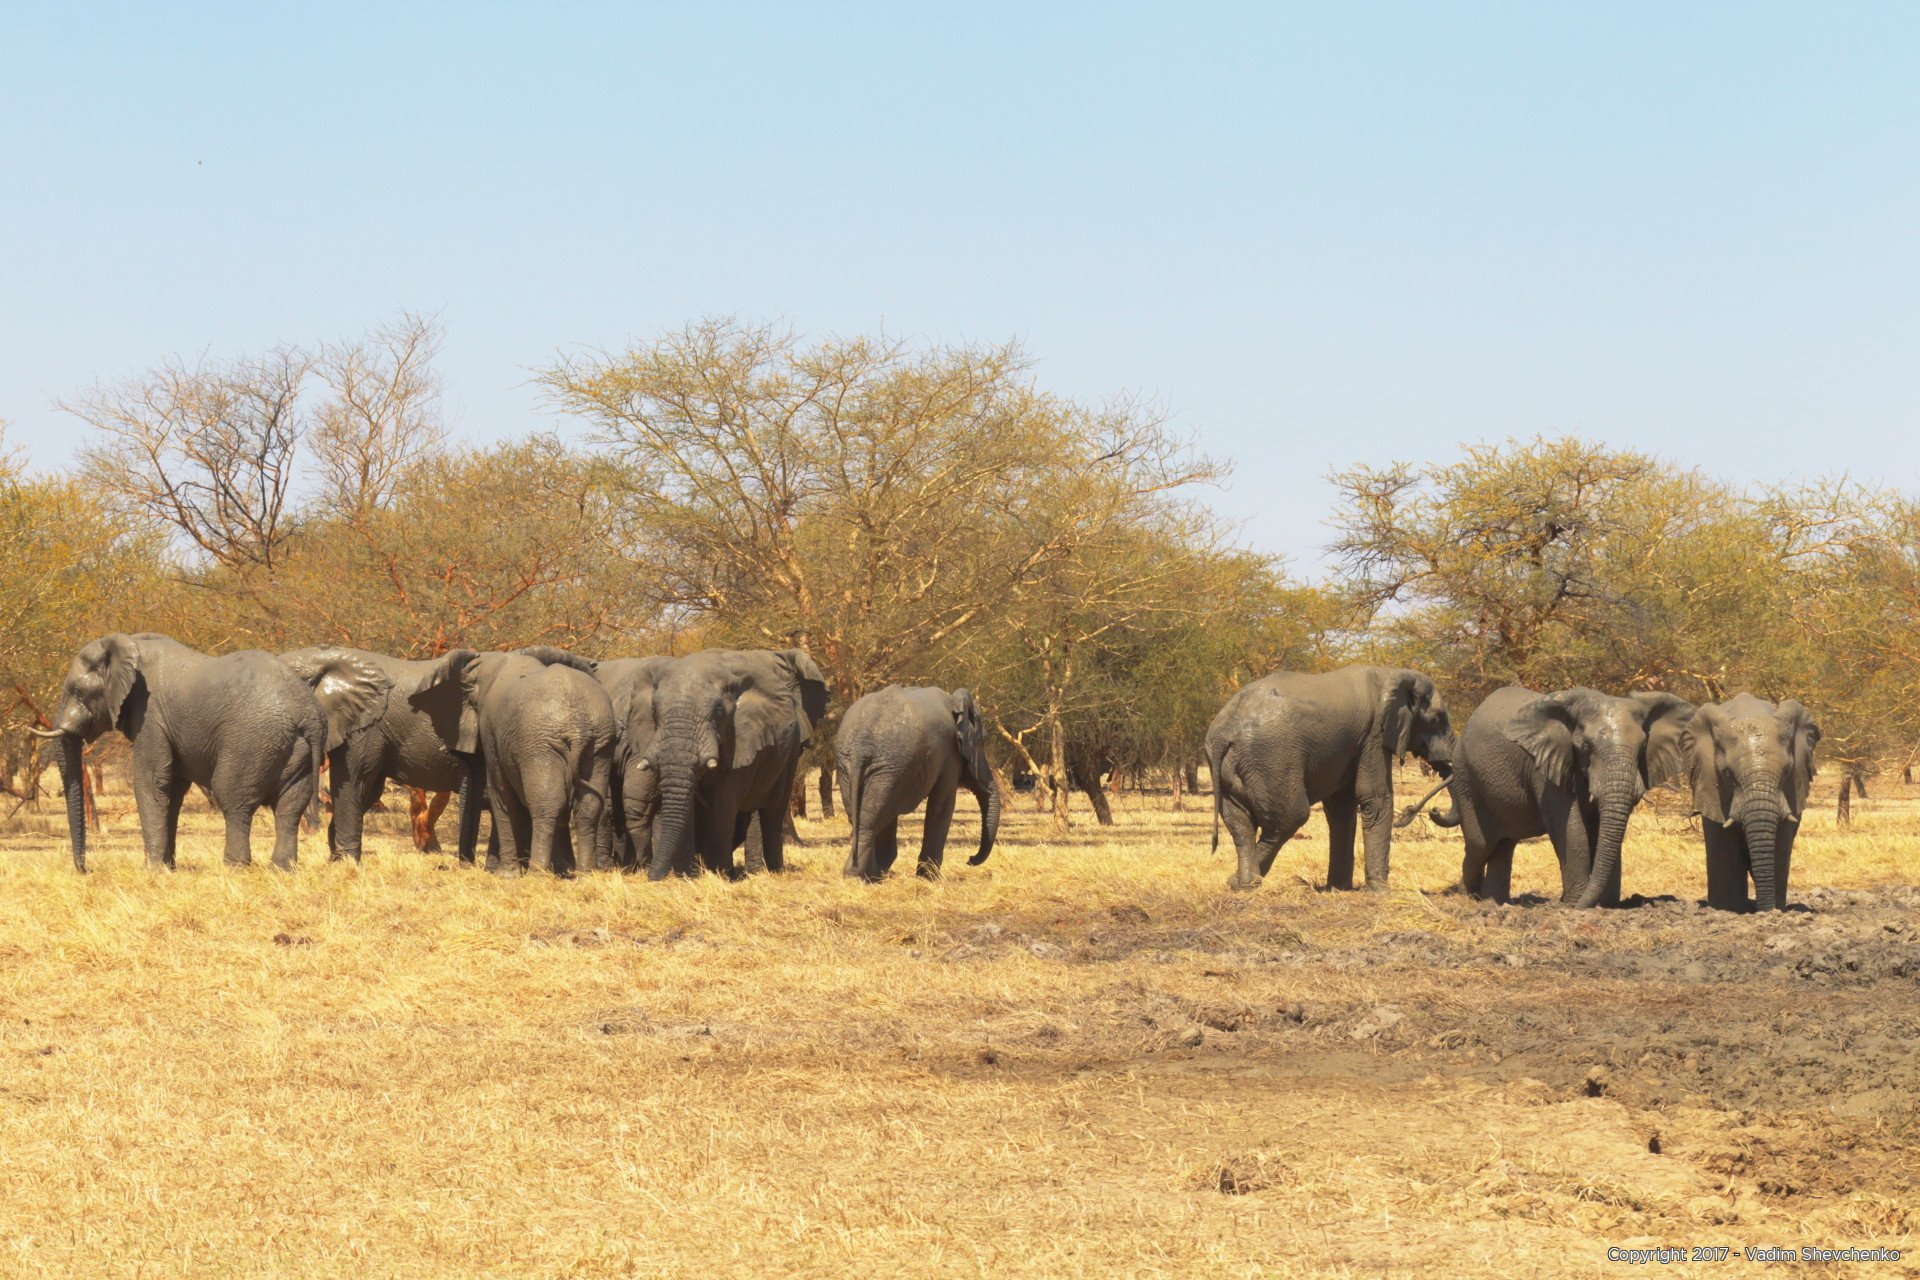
[0,771,1914,1278]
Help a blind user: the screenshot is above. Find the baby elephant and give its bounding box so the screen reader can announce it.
[415,649,616,877]
[836,686,1000,881]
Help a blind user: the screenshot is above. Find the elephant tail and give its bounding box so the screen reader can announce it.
[845,755,864,867]
[1207,743,1227,854]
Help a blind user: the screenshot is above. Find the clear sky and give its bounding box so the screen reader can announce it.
[3,3,1915,569]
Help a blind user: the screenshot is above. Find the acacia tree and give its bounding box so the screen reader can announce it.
[0,430,172,801]
[541,318,1106,703]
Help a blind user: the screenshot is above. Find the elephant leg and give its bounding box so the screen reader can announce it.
[151,773,191,870]
[331,767,384,863]
[742,812,769,875]
[918,784,957,878]
[491,781,530,878]
[1702,823,1746,911]
[132,755,185,870]
[1323,789,1358,890]
[1357,790,1395,889]
[1219,791,1263,891]
[873,820,900,878]
[221,807,257,868]
[1226,791,1303,892]
[1480,839,1516,904]
[1774,827,1797,910]
[527,804,563,876]
[748,801,787,876]
[270,782,308,870]
[1456,797,1494,896]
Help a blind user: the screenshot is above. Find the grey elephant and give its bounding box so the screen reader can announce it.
[35,634,329,872]
[535,652,675,871]
[1413,686,1693,907]
[835,685,1000,881]
[414,649,617,876]
[1206,665,1454,892]
[628,649,830,880]
[281,646,486,863]
[1681,693,1820,911]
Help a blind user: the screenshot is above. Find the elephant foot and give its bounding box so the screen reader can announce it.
[145,858,174,873]
[916,863,942,880]
[272,856,297,872]
[1227,873,1263,892]
[491,862,525,880]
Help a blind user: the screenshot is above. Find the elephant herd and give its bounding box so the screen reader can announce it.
[1207,665,1821,912]
[34,635,1816,911]
[34,633,997,884]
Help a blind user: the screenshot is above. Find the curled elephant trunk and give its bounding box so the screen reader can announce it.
[1395,776,1452,829]
[968,774,1000,866]
[57,734,87,874]
[1574,782,1636,909]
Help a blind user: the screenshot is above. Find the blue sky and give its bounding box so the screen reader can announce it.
[3,3,1915,569]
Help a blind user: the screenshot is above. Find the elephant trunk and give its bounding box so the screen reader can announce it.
[1395,776,1452,828]
[1740,789,1783,912]
[455,753,484,865]
[1574,774,1637,909]
[647,765,698,881]
[968,771,1000,866]
[58,734,87,873]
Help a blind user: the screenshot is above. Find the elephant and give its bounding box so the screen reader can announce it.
[550,652,674,871]
[413,649,617,876]
[34,634,329,872]
[629,648,830,880]
[834,685,1000,881]
[1206,665,1455,892]
[1681,693,1820,912]
[281,646,486,863]
[1412,686,1693,907]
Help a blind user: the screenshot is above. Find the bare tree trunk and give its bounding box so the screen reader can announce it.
[1171,764,1184,811]
[1837,774,1852,826]
[791,771,808,819]
[1075,768,1115,826]
[1185,761,1202,794]
[1047,714,1071,831]
[817,764,835,818]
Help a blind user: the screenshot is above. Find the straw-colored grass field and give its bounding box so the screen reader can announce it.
[1,770,1915,1278]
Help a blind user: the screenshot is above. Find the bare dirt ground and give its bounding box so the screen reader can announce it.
[0,771,1913,1277]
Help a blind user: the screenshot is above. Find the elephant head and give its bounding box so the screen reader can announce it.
[639,649,829,879]
[411,649,532,753]
[1682,694,1819,911]
[32,634,146,872]
[1507,688,1694,908]
[1381,670,1455,777]
[949,688,999,865]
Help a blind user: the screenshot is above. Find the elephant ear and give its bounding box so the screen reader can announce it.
[949,687,988,778]
[411,648,482,754]
[95,634,143,729]
[1378,671,1424,760]
[1682,703,1733,826]
[784,649,830,737]
[1504,695,1580,791]
[515,645,597,676]
[1780,699,1821,819]
[1630,692,1695,790]
[281,647,391,752]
